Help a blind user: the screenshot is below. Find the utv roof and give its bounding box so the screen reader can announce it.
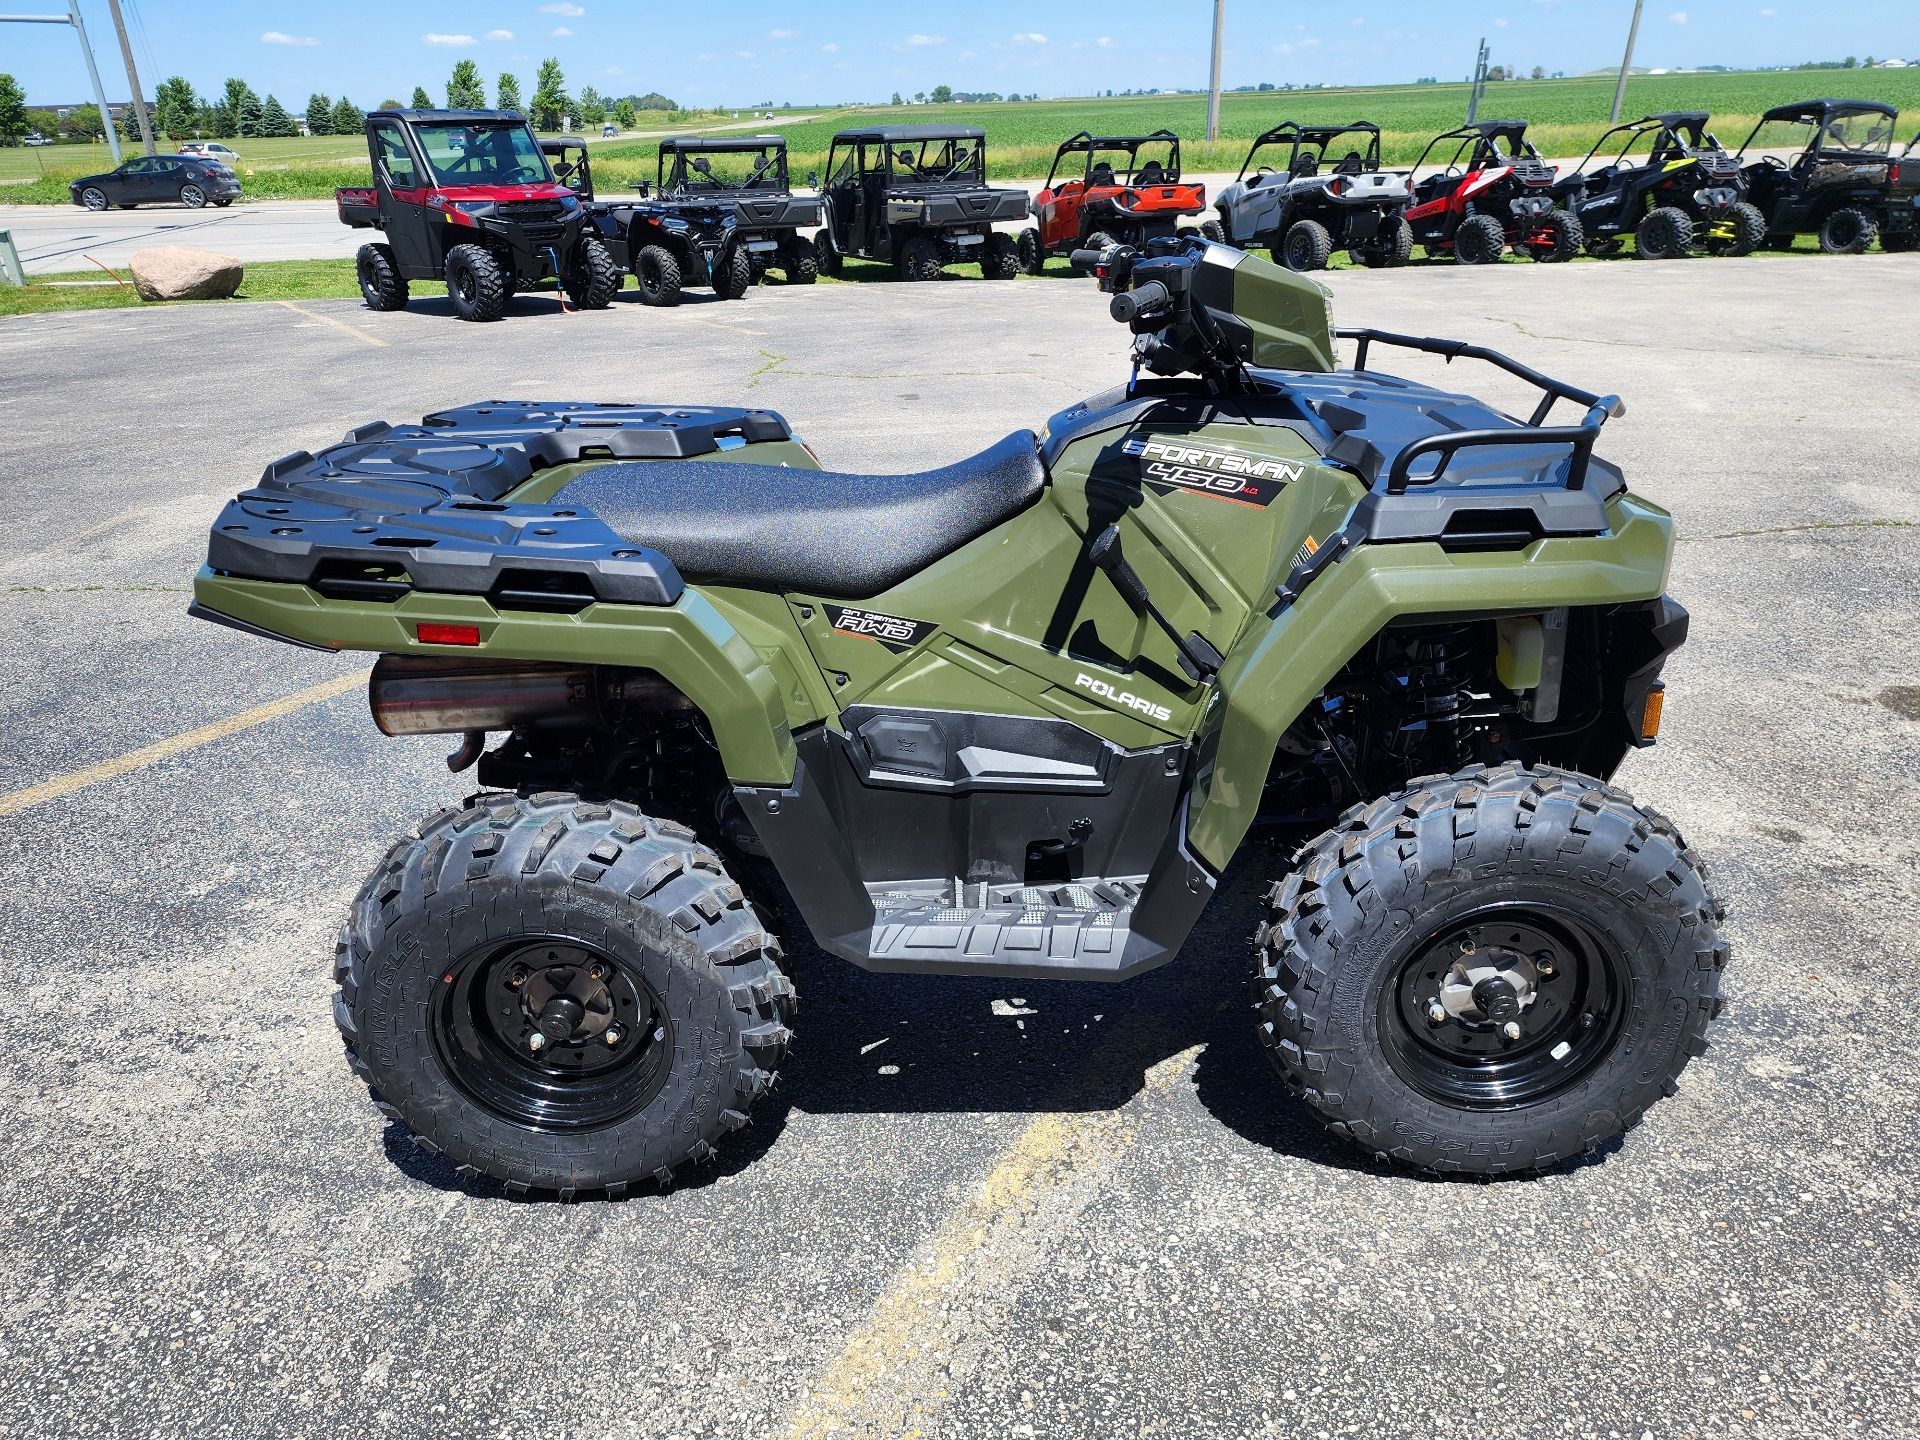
[389,108,527,124]
[1644,111,1710,127]
[660,135,788,153]
[1758,98,1898,123]
[1055,129,1180,149]
[832,124,985,143]
[1253,120,1381,142]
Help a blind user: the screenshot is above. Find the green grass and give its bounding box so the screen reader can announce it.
[0,258,360,317]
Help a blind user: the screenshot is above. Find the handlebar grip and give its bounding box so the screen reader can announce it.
[1068,247,1107,273]
[1110,280,1171,324]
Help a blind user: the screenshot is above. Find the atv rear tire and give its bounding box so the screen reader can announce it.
[1706,201,1766,258]
[1453,213,1507,265]
[899,234,942,281]
[813,229,842,276]
[1354,215,1413,269]
[334,792,794,1197]
[565,233,620,309]
[1200,217,1226,245]
[1635,206,1694,260]
[1253,763,1728,1177]
[1016,227,1044,274]
[982,231,1021,279]
[1280,218,1334,272]
[444,243,509,322]
[633,244,683,306]
[715,244,753,300]
[783,241,819,283]
[356,242,409,312]
[1819,206,1877,256]
[1528,208,1582,262]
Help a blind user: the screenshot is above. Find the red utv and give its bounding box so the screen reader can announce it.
[1018,130,1207,273]
[1404,120,1582,264]
[338,107,618,321]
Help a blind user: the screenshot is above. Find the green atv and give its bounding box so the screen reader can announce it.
[192,237,1726,1195]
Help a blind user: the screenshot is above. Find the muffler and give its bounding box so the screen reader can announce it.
[368,655,688,737]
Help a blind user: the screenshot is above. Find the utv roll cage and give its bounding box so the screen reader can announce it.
[1571,112,1724,173]
[1042,130,1184,190]
[1235,121,1383,182]
[1735,99,1899,162]
[540,137,593,196]
[1412,119,1539,175]
[657,135,789,195]
[825,124,987,188]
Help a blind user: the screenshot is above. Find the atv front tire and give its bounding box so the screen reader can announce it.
[444,243,509,322]
[355,242,409,311]
[1453,213,1507,265]
[633,244,683,306]
[1706,201,1766,258]
[1635,206,1694,260]
[1528,208,1583,262]
[1280,219,1334,272]
[1253,764,1727,1177]
[565,234,620,309]
[334,792,794,1197]
[1819,206,1877,256]
[899,234,942,281]
[982,231,1021,280]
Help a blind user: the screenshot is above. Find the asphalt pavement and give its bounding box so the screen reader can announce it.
[1,253,1917,1439]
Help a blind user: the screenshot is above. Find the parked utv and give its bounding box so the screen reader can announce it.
[339,109,618,322]
[815,125,1028,279]
[1888,129,1920,252]
[1554,112,1767,259]
[1736,99,1904,254]
[1209,121,1413,271]
[1018,130,1207,273]
[194,233,1726,1196]
[1404,120,1582,264]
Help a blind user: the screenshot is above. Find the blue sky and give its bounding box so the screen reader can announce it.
[5,1,1916,107]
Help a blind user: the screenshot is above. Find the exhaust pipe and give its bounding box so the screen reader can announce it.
[368,655,688,737]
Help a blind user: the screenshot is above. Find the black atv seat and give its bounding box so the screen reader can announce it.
[1335,151,1365,175]
[1137,160,1167,185]
[552,431,1048,598]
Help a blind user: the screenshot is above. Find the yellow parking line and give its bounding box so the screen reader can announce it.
[277,300,389,348]
[0,672,366,818]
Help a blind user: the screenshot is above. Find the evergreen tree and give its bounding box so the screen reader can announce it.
[530,58,569,130]
[576,86,605,126]
[221,78,262,137]
[205,102,235,138]
[154,77,200,139]
[331,96,365,135]
[447,60,486,110]
[0,73,26,148]
[304,93,332,135]
[411,85,433,110]
[260,94,297,138]
[497,73,523,113]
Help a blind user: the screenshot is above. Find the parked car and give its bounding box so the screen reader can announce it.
[24,133,53,147]
[180,142,240,165]
[601,122,618,138]
[69,154,242,211]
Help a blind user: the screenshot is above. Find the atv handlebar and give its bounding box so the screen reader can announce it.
[1109,281,1171,323]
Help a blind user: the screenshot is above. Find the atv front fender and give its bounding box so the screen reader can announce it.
[1184,497,1675,870]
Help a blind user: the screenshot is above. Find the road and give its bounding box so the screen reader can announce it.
[1,256,1917,1439]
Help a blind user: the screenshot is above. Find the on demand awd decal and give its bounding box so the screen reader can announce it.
[1119,436,1304,507]
[824,605,937,654]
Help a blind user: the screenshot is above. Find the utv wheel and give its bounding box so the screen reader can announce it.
[1881,230,1918,254]
[444,243,510,322]
[1200,217,1226,245]
[633,244,683,306]
[355,242,410,312]
[715,245,753,300]
[1635,206,1693,260]
[564,233,620,309]
[1453,212,1507,265]
[898,234,942,281]
[981,231,1020,280]
[813,228,842,276]
[1280,218,1334,271]
[1016,227,1044,274]
[1818,206,1877,256]
[1354,215,1413,269]
[1527,208,1582,262]
[1253,764,1728,1177]
[80,186,108,211]
[783,240,819,283]
[1706,201,1767,258]
[1764,234,1797,252]
[334,792,794,1197]
[1083,230,1118,259]
[179,183,208,209]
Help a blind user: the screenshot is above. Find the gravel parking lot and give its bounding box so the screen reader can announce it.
[1,255,1916,1439]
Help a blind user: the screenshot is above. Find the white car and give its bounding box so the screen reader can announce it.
[180,142,240,164]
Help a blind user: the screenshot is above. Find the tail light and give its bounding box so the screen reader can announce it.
[1327,176,1347,196]
[1893,161,1902,185]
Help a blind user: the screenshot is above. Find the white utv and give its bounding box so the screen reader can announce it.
[1209,120,1414,271]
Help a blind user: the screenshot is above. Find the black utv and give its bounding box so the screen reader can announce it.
[1554,113,1766,259]
[814,125,1029,280]
[1735,99,1904,254]
[656,136,822,284]
[1890,129,1920,252]
[546,139,750,305]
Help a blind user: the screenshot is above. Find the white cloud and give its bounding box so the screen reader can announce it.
[485,29,514,41]
[768,28,799,39]
[1758,5,1776,13]
[1493,16,1509,27]
[1096,35,1116,48]
[261,30,319,45]
[423,33,477,47]
[1011,32,1048,44]
[550,26,573,37]
[1667,8,1688,22]
[821,41,839,52]
[538,2,585,14]
[903,33,945,46]
[1351,16,1365,26]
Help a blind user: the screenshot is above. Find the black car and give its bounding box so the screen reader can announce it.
[69,154,242,211]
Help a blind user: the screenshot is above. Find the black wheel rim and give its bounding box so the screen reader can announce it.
[1378,903,1628,1110]
[1829,215,1860,247]
[430,937,675,1131]
[453,264,475,303]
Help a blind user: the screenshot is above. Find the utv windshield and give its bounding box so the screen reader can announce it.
[668,146,787,193]
[886,138,984,184]
[414,122,553,187]
[1742,112,1894,161]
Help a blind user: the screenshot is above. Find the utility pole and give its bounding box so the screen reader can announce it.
[1610,0,1645,123]
[1466,39,1489,124]
[1205,0,1224,143]
[104,0,155,155]
[0,1,122,163]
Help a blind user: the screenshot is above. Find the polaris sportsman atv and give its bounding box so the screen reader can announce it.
[192,236,1725,1196]
[340,109,618,322]
[1018,130,1207,273]
[1209,121,1413,271]
[1554,112,1767,259]
[814,125,1028,280]
[1405,120,1582,264]
[1736,99,1904,254]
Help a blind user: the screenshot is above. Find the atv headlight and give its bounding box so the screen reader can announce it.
[452,200,495,214]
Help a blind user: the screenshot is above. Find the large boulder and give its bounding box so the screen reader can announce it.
[128,246,244,301]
